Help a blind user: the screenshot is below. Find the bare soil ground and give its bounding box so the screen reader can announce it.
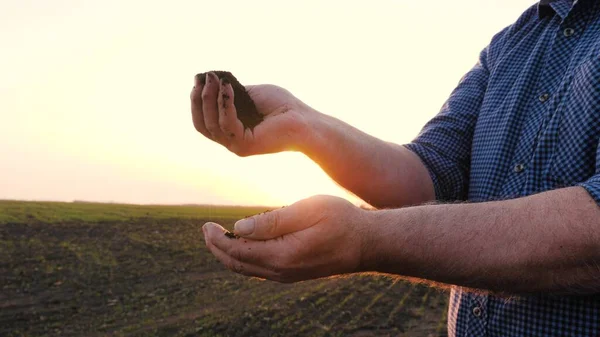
[0,201,448,337]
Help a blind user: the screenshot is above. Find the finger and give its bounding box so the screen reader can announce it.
[204,222,280,264]
[203,222,281,279]
[233,198,321,240]
[208,242,279,279]
[217,78,244,142]
[202,72,229,145]
[191,73,211,138]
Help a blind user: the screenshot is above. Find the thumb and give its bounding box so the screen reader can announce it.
[233,202,314,240]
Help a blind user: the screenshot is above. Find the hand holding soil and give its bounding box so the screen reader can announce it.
[196,71,263,130]
[202,195,368,283]
[191,71,316,156]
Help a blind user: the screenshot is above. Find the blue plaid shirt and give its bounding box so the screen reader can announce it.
[404,0,600,335]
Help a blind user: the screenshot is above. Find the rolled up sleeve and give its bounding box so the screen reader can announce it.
[404,47,491,202]
[577,141,600,206]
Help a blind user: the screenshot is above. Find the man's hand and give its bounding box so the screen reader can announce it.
[191,72,315,156]
[189,72,434,208]
[202,195,369,283]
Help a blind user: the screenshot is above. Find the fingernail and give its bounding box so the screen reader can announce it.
[205,72,213,84]
[234,218,255,236]
[203,222,216,233]
[220,77,230,86]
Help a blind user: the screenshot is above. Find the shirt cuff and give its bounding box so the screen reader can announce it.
[577,174,600,206]
[403,143,467,202]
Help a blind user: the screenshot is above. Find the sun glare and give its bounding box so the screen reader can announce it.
[0,0,536,206]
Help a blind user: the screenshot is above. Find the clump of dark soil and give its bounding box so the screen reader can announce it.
[198,71,263,130]
[224,231,240,239]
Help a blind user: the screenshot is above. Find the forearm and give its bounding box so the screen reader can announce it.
[300,111,434,208]
[363,186,600,294]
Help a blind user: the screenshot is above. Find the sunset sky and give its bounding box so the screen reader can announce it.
[0,0,538,206]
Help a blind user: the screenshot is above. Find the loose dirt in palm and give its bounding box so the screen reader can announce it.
[198,71,263,130]
[0,201,448,337]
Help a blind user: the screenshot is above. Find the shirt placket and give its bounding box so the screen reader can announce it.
[464,294,488,336]
[500,5,582,198]
[524,1,594,194]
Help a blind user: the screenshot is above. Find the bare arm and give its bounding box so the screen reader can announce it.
[302,40,493,207]
[191,74,434,209]
[363,186,600,294]
[300,112,434,208]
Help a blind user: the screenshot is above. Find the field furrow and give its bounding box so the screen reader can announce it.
[0,201,448,337]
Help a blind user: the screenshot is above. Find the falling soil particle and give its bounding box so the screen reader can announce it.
[224,231,240,240]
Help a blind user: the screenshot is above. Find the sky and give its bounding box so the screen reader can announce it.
[0,0,538,207]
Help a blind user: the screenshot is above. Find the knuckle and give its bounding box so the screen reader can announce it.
[200,89,213,101]
[218,119,231,133]
[224,259,235,271]
[191,93,202,105]
[224,249,247,275]
[192,119,206,134]
[267,211,281,236]
[227,143,241,156]
[230,142,252,158]
[271,268,287,283]
[232,262,245,275]
[206,123,221,134]
[232,146,250,157]
[226,259,245,275]
[228,247,243,262]
[277,102,292,114]
[272,267,295,284]
[314,194,330,202]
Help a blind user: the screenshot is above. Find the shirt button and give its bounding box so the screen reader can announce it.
[564,28,575,37]
[514,163,526,173]
[539,93,550,103]
[473,306,482,317]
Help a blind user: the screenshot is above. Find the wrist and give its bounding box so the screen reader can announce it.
[294,108,331,155]
[357,208,418,275]
[357,208,382,272]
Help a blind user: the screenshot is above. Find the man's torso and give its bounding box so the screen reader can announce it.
[451,0,600,335]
